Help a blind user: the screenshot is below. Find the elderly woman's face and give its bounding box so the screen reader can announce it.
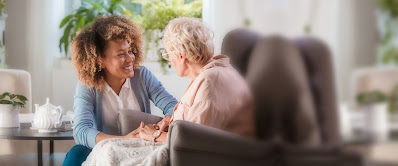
[101,40,135,80]
[166,48,184,77]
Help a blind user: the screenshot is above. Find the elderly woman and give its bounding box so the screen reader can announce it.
[137,17,254,142]
[62,15,178,165]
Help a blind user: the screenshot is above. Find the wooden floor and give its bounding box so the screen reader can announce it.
[0,153,66,166]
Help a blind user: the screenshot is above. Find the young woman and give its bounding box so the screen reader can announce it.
[62,15,177,166]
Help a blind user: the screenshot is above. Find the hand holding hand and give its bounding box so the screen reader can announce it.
[124,122,145,139]
[157,115,172,132]
[139,122,158,141]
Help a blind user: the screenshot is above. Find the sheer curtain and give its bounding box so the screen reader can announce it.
[5,0,67,109]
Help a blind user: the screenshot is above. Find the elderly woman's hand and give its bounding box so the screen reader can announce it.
[138,122,159,142]
[157,115,172,132]
[124,122,145,139]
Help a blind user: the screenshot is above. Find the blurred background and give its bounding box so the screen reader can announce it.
[1,0,398,165]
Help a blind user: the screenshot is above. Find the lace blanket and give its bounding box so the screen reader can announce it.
[82,138,168,166]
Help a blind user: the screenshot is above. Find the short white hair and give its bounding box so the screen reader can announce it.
[163,17,214,64]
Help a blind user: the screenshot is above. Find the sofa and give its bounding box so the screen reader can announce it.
[118,28,363,166]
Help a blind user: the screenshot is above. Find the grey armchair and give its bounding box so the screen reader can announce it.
[119,28,363,166]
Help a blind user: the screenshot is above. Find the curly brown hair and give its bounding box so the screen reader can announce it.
[71,15,143,90]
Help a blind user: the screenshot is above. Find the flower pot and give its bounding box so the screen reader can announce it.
[0,104,20,128]
[362,103,389,142]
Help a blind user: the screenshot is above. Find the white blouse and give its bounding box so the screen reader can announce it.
[102,78,141,134]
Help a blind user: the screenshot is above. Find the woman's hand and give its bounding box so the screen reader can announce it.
[157,115,172,132]
[139,122,158,142]
[124,122,145,139]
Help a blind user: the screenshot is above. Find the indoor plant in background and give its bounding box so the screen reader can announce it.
[0,92,28,128]
[59,0,202,73]
[131,0,202,73]
[356,88,398,141]
[59,0,133,57]
[376,0,398,65]
[0,0,6,68]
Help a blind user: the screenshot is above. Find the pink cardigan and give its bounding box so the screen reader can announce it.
[172,55,254,138]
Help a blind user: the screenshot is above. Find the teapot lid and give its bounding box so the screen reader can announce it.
[38,97,56,110]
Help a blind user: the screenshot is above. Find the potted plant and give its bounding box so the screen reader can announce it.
[59,0,133,57]
[356,90,390,141]
[131,0,202,73]
[0,92,28,128]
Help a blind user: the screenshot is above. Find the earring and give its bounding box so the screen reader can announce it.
[97,59,103,72]
[97,63,102,72]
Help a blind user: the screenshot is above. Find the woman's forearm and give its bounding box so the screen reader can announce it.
[95,133,125,144]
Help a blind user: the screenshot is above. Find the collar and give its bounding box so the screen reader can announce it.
[104,78,130,92]
[199,54,230,73]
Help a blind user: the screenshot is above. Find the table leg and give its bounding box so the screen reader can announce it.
[37,140,42,166]
[50,140,54,154]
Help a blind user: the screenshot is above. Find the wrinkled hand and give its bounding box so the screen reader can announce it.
[124,122,145,139]
[157,115,172,132]
[139,122,158,142]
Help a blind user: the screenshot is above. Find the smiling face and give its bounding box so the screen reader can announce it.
[101,40,135,82]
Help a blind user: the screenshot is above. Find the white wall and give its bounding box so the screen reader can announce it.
[203,0,379,103]
[6,0,65,111]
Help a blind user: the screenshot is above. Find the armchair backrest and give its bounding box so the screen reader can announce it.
[221,28,261,76]
[221,29,340,146]
[246,35,320,146]
[293,37,340,145]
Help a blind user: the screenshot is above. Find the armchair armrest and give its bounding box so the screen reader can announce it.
[118,109,163,135]
[167,120,363,166]
[167,120,273,166]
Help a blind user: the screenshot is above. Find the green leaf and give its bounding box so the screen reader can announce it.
[119,4,133,16]
[0,94,5,100]
[16,95,28,102]
[9,94,15,100]
[63,22,74,56]
[76,16,86,31]
[0,100,12,104]
[83,0,104,11]
[1,92,10,96]
[59,14,73,28]
[111,0,122,6]
[357,90,388,105]
[15,102,25,108]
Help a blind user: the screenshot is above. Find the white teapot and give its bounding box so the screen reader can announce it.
[32,98,64,132]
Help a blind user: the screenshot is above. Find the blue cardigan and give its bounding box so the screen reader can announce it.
[73,66,178,149]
